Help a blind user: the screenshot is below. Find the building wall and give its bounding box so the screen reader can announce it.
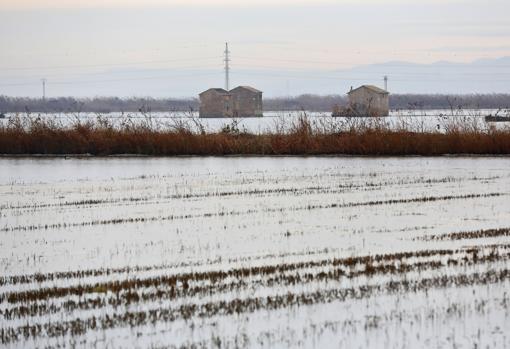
[199,91,232,118]
[231,89,263,117]
[199,87,263,118]
[349,88,389,116]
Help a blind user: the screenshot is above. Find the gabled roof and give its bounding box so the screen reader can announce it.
[230,86,262,93]
[199,88,228,96]
[348,85,389,95]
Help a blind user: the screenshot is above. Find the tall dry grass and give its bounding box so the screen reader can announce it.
[1,113,510,156]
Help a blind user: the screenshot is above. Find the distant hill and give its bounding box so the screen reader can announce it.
[339,56,510,95]
[1,57,509,98]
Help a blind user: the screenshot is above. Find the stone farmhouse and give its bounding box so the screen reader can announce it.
[347,85,390,116]
[199,86,263,118]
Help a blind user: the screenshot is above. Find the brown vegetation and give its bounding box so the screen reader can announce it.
[1,243,509,343]
[1,114,510,156]
[2,192,500,233]
[421,227,510,241]
[2,173,493,211]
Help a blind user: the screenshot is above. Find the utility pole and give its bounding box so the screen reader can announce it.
[224,42,230,91]
[383,75,388,91]
[41,78,47,101]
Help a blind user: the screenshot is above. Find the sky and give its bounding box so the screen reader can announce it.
[0,0,509,97]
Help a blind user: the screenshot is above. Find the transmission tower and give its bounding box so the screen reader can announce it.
[224,42,230,91]
[42,78,47,100]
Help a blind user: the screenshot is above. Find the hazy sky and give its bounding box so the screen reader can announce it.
[0,0,468,9]
[0,0,509,97]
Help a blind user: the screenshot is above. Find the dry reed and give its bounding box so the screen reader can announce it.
[1,114,510,155]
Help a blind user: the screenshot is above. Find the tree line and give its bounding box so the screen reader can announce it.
[1,94,509,114]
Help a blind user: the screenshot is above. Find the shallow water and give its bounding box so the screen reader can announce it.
[3,109,509,133]
[1,157,509,348]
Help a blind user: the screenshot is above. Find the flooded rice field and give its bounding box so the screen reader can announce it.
[1,157,510,348]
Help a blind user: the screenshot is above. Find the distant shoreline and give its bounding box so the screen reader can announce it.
[2,93,510,114]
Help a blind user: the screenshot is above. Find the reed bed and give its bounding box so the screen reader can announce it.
[1,113,510,155]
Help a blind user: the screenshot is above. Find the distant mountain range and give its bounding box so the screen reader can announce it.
[237,56,510,96]
[2,57,510,98]
[339,56,510,95]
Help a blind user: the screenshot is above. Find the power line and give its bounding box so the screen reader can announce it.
[0,64,225,81]
[0,43,223,59]
[0,56,223,72]
[231,71,510,82]
[3,65,509,86]
[5,54,510,73]
[227,64,510,76]
[234,56,510,68]
[3,69,510,89]
[0,72,223,87]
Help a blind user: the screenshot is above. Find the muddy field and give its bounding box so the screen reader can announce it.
[1,157,509,348]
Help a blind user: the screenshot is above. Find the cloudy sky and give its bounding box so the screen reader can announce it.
[0,0,509,97]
